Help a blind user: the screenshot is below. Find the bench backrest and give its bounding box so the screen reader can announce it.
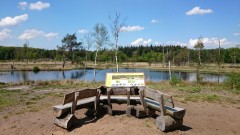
[76,88,98,100]
[62,88,98,105]
[63,92,75,105]
[142,87,174,108]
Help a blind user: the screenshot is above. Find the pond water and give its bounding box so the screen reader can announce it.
[0,68,226,83]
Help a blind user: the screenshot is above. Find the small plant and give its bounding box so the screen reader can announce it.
[33,66,40,72]
[224,72,240,91]
[170,74,181,86]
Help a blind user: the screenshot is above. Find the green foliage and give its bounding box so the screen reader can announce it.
[57,33,82,63]
[179,86,201,93]
[1,43,240,65]
[0,90,20,111]
[184,94,219,102]
[33,66,40,72]
[170,74,181,86]
[225,72,240,91]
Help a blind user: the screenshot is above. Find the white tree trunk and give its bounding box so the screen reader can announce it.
[169,61,171,80]
[115,50,119,72]
[94,50,98,82]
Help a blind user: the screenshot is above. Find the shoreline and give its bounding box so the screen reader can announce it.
[0,61,239,74]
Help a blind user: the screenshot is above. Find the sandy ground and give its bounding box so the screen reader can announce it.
[0,87,240,135]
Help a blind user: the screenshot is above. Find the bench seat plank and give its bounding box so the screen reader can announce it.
[53,97,96,117]
[100,95,140,104]
[144,98,185,119]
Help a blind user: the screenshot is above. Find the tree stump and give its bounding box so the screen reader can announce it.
[54,114,77,129]
[155,115,183,131]
[126,105,134,116]
[102,105,112,115]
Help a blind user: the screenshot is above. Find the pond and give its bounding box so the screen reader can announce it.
[0,68,226,83]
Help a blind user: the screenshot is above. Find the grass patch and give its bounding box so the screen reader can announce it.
[32,80,102,90]
[184,94,220,102]
[0,89,21,111]
[179,86,201,93]
[43,92,64,97]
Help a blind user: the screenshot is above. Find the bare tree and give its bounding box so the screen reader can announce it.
[84,33,93,62]
[82,33,93,81]
[194,37,204,84]
[194,37,204,65]
[110,12,125,72]
[162,45,165,68]
[23,40,29,65]
[92,23,108,81]
[217,37,221,83]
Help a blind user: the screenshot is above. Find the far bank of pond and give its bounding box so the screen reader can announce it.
[0,68,226,83]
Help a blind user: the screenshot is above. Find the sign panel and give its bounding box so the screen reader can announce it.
[105,72,145,87]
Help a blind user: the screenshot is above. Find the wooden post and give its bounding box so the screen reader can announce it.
[158,94,165,116]
[71,92,79,114]
[139,89,147,113]
[107,88,112,108]
[127,88,130,106]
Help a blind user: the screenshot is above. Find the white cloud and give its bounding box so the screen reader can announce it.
[0,14,28,27]
[44,32,58,39]
[78,29,89,34]
[19,29,58,40]
[188,37,232,48]
[120,25,144,32]
[29,1,50,10]
[18,2,28,10]
[233,33,240,36]
[166,41,188,46]
[0,28,11,41]
[19,29,44,40]
[131,38,152,46]
[186,6,213,15]
[151,19,159,24]
[154,41,162,45]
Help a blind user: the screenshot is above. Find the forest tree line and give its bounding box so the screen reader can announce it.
[1,44,240,66]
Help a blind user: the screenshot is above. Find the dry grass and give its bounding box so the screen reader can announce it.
[1,61,240,73]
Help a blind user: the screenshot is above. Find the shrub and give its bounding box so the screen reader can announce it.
[170,74,181,86]
[224,72,240,91]
[33,66,40,72]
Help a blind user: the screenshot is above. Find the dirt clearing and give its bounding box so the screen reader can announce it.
[0,86,240,135]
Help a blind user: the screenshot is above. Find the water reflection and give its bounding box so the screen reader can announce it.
[0,68,226,83]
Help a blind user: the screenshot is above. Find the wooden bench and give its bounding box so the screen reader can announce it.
[53,88,101,129]
[139,86,186,131]
[100,72,145,115]
[98,86,141,115]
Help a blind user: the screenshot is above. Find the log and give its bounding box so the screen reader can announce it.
[53,97,95,117]
[54,114,78,129]
[133,106,146,118]
[155,115,183,132]
[102,105,112,115]
[165,106,186,120]
[126,105,134,116]
[126,105,146,118]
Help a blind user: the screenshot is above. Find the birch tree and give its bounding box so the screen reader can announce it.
[110,12,125,72]
[92,23,108,81]
[194,37,204,65]
[194,37,204,84]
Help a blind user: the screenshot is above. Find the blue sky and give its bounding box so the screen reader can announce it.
[0,0,240,50]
